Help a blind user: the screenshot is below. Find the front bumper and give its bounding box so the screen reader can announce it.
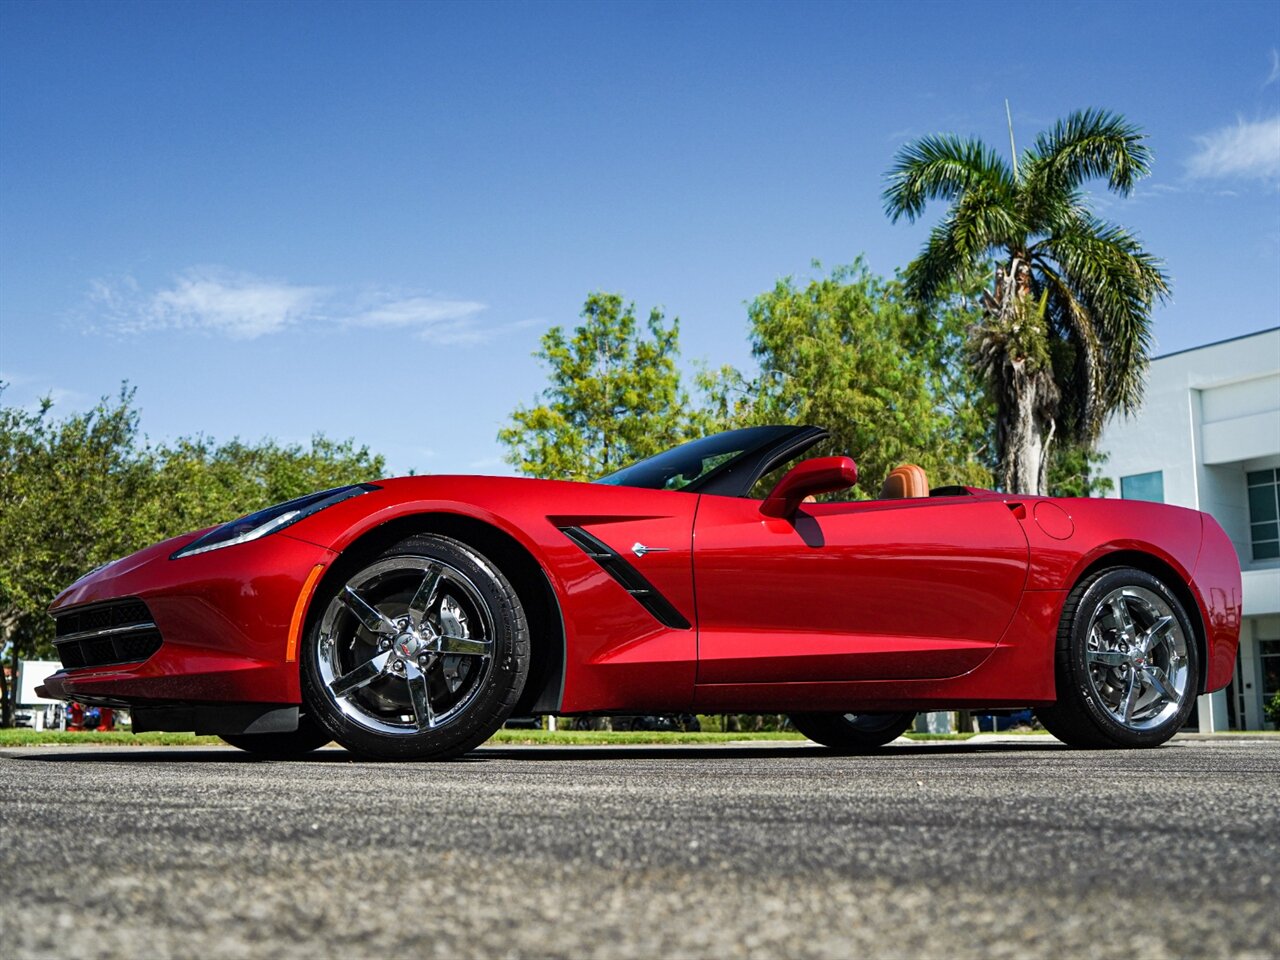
[39,532,337,707]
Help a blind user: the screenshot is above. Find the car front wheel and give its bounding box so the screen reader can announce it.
[301,534,530,761]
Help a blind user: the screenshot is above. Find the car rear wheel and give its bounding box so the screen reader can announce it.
[301,534,530,761]
[219,714,332,758]
[789,711,916,751]
[1035,567,1199,749]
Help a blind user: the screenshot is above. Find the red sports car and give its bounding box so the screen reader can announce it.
[40,425,1241,759]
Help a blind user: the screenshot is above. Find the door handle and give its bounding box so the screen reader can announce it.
[631,542,669,558]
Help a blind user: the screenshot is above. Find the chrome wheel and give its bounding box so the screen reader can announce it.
[315,557,495,736]
[1084,585,1190,731]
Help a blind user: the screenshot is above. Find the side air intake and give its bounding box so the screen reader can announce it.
[558,526,691,630]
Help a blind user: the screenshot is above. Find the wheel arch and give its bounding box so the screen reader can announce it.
[1070,549,1209,696]
[306,512,566,716]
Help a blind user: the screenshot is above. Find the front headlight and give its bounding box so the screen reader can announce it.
[171,483,377,559]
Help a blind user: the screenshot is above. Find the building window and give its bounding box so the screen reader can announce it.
[1120,471,1164,503]
[1248,469,1280,561]
[1260,639,1280,722]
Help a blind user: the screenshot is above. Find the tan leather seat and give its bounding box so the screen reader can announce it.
[880,463,929,499]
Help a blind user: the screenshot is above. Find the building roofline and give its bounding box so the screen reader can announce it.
[1153,325,1280,362]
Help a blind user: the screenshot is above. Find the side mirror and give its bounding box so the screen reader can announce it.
[760,456,858,518]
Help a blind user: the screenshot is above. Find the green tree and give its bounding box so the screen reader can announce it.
[499,293,702,481]
[1265,691,1280,727]
[701,261,993,498]
[883,108,1170,494]
[135,434,385,543]
[1046,444,1114,499]
[0,384,385,726]
[0,386,154,725]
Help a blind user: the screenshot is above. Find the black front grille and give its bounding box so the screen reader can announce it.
[55,599,151,638]
[53,598,162,669]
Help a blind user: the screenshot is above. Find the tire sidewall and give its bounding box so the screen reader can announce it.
[301,534,529,760]
[1064,568,1200,748]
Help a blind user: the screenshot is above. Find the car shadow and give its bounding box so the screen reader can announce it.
[2,739,1070,764]
[474,741,1070,761]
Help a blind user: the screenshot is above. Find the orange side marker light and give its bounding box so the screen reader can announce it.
[286,563,328,662]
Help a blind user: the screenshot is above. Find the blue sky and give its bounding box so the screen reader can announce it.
[2,0,1278,477]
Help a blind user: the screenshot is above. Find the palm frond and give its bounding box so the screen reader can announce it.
[907,219,971,305]
[1034,261,1104,438]
[1038,216,1170,421]
[883,134,1014,223]
[1022,186,1090,240]
[1025,108,1152,196]
[906,187,1021,304]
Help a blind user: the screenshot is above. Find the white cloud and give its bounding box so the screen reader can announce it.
[89,268,325,340]
[84,269,492,344]
[345,294,489,344]
[1187,116,1280,182]
[149,268,324,339]
[1266,48,1280,88]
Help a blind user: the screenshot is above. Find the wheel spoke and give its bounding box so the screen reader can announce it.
[329,650,391,698]
[1109,595,1137,643]
[437,631,491,657]
[1138,616,1173,656]
[405,662,435,730]
[407,565,443,632]
[340,586,398,636]
[1119,670,1140,723]
[1086,648,1129,667]
[1143,666,1178,705]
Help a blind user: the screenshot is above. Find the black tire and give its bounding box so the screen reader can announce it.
[789,712,916,751]
[1035,566,1199,749]
[219,714,332,758]
[301,534,530,761]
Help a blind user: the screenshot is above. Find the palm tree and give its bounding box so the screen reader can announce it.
[883,108,1170,494]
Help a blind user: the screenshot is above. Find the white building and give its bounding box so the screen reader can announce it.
[1098,326,1280,731]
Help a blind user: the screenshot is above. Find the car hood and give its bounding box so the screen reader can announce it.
[49,529,208,610]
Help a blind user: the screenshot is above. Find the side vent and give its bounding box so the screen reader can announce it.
[558,526,691,630]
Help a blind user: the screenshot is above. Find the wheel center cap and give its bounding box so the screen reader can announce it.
[394,632,421,658]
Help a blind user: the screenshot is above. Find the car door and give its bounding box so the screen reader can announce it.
[693,493,1030,684]
[548,490,701,712]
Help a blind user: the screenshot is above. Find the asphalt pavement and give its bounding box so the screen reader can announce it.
[1,738,1277,959]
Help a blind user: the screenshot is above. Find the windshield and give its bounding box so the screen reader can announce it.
[594,426,800,492]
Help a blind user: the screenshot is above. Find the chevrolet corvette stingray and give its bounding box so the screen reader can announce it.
[40,425,1241,759]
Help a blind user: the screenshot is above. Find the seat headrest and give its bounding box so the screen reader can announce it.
[879,463,929,499]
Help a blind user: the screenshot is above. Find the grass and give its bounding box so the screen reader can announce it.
[0,727,808,748]
[0,729,224,746]
[490,729,806,745]
[7,727,1264,749]
[0,728,969,747]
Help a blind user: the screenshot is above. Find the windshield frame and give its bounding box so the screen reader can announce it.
[593,425,829,498]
